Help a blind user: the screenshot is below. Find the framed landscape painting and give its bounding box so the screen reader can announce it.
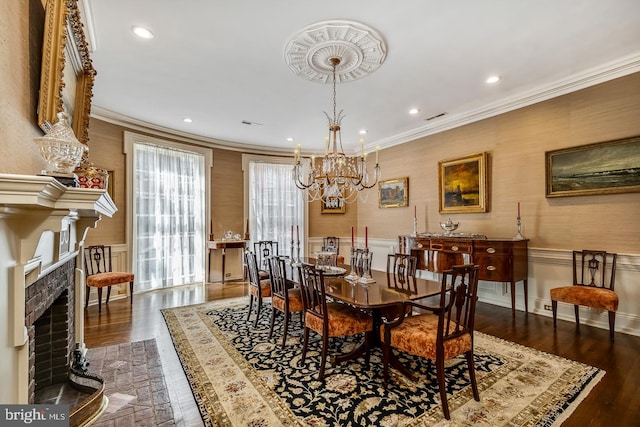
[379,177,409,208]
[545,136,640,197]
[438,152,488,213]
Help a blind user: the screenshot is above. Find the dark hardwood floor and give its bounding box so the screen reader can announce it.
[84,281,640,427]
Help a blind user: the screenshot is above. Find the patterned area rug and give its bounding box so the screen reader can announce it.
[161,298,603,426]
[87,339,175,426]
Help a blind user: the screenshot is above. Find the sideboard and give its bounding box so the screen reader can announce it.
[399,234,529,317]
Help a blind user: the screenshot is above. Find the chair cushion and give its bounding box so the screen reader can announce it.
[550,286,618,312]
[272,288,304,312]
[258,270,270,280]
[380,313,472,360]
[86,272,135,287]
[250,279,271,298]
[305,302,372,337]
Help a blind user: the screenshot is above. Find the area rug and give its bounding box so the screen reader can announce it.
[86,339,175,426]
[161,298,603,426]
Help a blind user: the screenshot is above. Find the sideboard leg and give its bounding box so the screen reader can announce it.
[510,281,516,318]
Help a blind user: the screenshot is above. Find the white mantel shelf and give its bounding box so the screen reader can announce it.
[0,173,117,216]
[0,173,117,403]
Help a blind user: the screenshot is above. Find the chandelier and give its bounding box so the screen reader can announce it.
[292,57,381,204]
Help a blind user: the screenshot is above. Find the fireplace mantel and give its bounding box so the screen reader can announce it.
[0,173,117,404]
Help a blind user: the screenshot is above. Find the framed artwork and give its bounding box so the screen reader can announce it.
[545,136,640,197]
[38,0,96,144]
[438,152,488,213]
[321,196,345,214]
[379,177,409,208]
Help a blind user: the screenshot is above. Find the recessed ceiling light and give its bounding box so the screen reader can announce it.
[486,75,501,84]
[286,137,294,142]
[359,129,368,135]
[409,108,420,115]
[132,26,154,39]
[183,118,192,123]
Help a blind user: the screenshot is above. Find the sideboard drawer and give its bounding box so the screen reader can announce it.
[474,254,513,281]
[429,239,473,253]
[473,240,513,255]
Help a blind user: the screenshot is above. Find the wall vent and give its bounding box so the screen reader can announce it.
[425,112,447,121]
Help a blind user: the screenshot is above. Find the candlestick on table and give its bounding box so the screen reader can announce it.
[517,202,521,217]
[296,225,300,242]
[351,226,355,247]
[365,226,368,248]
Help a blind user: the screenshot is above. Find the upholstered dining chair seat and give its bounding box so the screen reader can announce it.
[380,313,472,361]
[305,301,372,338]
[550,286,618,312]
[86,272,135,288]
[250,279,272,298]
[272,288,303,312]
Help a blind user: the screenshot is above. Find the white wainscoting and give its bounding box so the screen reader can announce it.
[308,237,640,337]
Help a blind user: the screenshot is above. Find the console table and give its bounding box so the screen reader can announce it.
[207,240,247,284]
[399,234,529,317]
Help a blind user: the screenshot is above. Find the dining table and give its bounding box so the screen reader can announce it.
[287,260,443,370]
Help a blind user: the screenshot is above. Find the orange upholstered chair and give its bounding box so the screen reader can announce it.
[380,264,480,420]
[297,263,373,380]
[267,256,303,348]
[550,249,618,341]
[84,245,134,312]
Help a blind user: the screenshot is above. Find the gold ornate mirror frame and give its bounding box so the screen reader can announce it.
[37,0,96,145]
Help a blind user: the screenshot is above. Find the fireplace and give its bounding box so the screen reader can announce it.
[0,174,116,415]
[27,258,75,403]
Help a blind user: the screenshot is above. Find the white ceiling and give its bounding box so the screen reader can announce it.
[84,0,640,155]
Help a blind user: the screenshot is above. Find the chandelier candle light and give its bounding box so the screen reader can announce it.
[292,57,381,205]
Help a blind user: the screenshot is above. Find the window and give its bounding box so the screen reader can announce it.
[125,132,212,292]
[245,156,305,258]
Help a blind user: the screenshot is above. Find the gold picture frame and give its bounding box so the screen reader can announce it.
[378,177,409,208]
[438,152,488,213]
[545,135,640,197]
[37,0,96,144]
[321,196,346,214]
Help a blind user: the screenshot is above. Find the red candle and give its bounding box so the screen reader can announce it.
[365,226,368,248]
[296,225,299,242]
[351,226,355,247]
[517,202,521,217]
[414,205,417,219]
[291,225,294,242]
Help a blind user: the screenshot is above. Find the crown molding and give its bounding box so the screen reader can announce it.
[374,51,640,150]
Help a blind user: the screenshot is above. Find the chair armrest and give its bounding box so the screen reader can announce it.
[403,299,443,314]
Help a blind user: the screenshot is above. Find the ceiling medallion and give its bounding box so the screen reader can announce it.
[284,20,387,83]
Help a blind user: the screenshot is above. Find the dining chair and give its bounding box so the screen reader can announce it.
[321,236,344,264]
[380,264,480,420]
[297,263,373,380]
[550,249,618,341]
[382,253,418,319]
[267,255,304,347]
[245,251,271,327]
[254,241,278,279]
[84,245,135,313]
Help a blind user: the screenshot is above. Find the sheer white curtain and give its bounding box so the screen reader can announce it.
[248,161,304,258]
[132,142,205,291]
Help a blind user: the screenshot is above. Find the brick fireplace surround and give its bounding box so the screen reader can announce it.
[27,258,76,403]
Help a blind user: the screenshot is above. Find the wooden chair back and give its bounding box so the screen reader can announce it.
[438,264,480,342]
[267,256,288,301]
[85,245,114,276]
[573,250,617,290]
[322,236,340,255]
[297,263,328,328]
[387,253,417,283]
[245,251,261,288]
[254,241,278,271]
